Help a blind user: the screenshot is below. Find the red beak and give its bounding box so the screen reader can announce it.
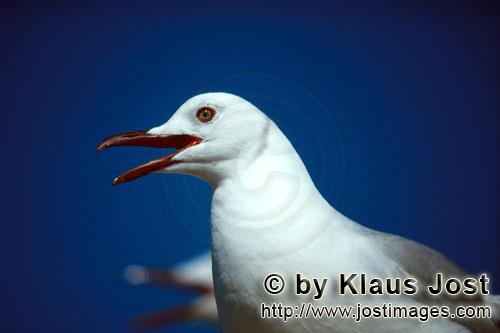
[97,130,201,186]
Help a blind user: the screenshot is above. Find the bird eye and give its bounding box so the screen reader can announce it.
[196,106,216,123]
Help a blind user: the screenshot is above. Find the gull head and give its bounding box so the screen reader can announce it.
[97,93,273,186]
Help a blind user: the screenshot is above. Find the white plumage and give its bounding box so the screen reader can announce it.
[124,252,217,329]
[101,93,499,332]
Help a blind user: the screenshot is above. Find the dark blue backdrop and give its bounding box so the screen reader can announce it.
[1,2,499,332]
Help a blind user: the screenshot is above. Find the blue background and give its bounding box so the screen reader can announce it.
[1,1,499,332]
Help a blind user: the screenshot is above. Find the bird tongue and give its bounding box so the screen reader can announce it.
[97,130,201,185]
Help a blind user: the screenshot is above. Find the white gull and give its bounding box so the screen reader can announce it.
[98,93,500,333]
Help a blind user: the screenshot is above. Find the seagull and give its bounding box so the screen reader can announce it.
[123,252,217,329]
[98,93,499,332]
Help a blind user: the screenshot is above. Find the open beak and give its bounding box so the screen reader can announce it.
[97,130,201,186]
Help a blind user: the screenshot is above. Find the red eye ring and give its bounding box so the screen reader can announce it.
[196,106,216,123]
